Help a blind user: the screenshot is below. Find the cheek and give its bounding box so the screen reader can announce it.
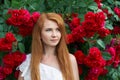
[57,32,61,40]
[59,33,61,38]
[41,33,50,40]
[41,31,48,40]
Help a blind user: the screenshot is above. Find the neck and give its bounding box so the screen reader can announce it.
[43,45,56,56]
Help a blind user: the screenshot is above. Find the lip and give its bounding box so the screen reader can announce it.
[50,39,58,41]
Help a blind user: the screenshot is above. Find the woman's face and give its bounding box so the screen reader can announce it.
[41,19,61,47]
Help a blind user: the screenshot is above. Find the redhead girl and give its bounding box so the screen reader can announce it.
[18,13,79,80]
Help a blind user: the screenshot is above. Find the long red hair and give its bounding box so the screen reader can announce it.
[30,13,74,80]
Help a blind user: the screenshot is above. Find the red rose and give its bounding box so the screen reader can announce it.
[114,7,120,18]
[18,14,38,37]
[95,12,105,28]
[98,28,110,38]
[112,26,120,34]
[71,13,79,18]
[69,17,80,30]
[3,67,13,75]
[100,68,108,75]
[0,66,6,80]
[85,57,105,68]
[6,9,37,37]
[12,51,26,67]
[31,12,40,24]
[102,9,112,17]
[94,0,102,9]
[74,50,86,64]
[85,12,95,21]
[84,47,106,68]
[5,32,16,43]
[106,47,116,66]
[18,25,33,37]
[6,9,31,26]
[113,44,120,68]
[85,67,104,80]
[0,32,16,51]
[3,54,15,68]
[88,67,102,77]
[0,72,6,80]
[66,34,74,44]
[88,47,102,59]
[82,20,97,37]
[82,20,98,31]
[72,26,85,43]
[82,12,106,38]
[0,38,12,51]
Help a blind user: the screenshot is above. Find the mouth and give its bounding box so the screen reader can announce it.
[50,39,59,42]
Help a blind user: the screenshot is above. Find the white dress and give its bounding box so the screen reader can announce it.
[17,54,63,80]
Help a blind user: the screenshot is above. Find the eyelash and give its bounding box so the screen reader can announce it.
[46,28,60,31]
[46,29,51,31]
[56,28,60,31]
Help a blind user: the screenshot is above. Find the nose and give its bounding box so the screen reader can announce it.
[51,31,57,37]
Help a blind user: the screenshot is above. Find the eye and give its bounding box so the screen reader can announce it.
[56,28,60,32]
[45,28,52,31]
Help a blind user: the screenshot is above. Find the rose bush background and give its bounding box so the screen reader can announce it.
[0,0,120,80]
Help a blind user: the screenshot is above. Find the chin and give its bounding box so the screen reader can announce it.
[49,43,59,47]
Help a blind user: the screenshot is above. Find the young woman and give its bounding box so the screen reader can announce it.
[18,13,79,80]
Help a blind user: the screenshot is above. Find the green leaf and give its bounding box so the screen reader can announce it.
[114,15,119,21]
[0,18,4,23]
[115,1,120,6]
[38,0,45,12]
[88,5,98,11]
[4,0,10,8]
[11,0,22,8]
[112,72,119,80]
[109,68,115,75]
[65,7,72,13]
[105,23,113,30]
[79,1,87,7]
[118,66,120,77]
[103,35,112,45]
[97,39,105,49]
[102,52,111,60]
[118,66,120,72]
[2,8,8,14]
[12,44,17,52]
[18,43,25,53]
[0,25,3,31]
[88,1,97,6]
[3,12,11,20]
[105,21,113,30]
[29,3,37,11]
[16,35,23,41]
[65,23,71,33]
[92,33,99,40]
[0,32,5,38]
[107,0,114,4]
[2,24,9,32]
[107,6,114,14]
[79,14,85,22]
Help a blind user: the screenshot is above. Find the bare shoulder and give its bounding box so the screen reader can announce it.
[69,53,80,80]
[69,53,76,63]
[69,53,78,67]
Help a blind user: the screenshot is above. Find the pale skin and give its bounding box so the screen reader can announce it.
[18,19,79,80]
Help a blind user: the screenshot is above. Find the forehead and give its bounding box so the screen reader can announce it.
[43,19,59,28]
